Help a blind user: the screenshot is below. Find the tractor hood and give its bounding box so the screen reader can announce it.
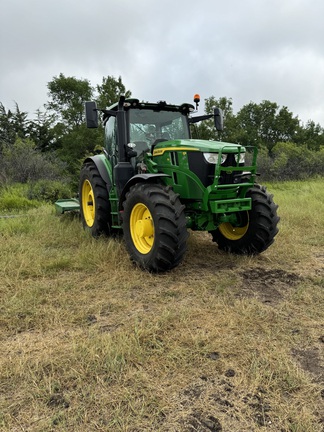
[152,139,245,156]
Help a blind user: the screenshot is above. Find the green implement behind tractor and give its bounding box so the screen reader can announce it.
[62,94,279,272]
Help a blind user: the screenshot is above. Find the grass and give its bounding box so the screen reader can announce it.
[0,179,323,431]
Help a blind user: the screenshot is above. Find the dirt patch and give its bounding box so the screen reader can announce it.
[291,346,324,427]
[292,348,324,383]
[314,253,324,278]
[161,375,275,431]
[238,267,301,304]
[182,411,223,431]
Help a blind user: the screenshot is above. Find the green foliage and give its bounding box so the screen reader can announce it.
[0,186,40,211]
[0,137,67,184]
[257,142,324,181]
[56,124,104,178]
[0,179,73,211]
[234,100,300,151]
[46,73,93,128]
[45,74,130,177]
[253,146,273,177]
[2,75,324,184]
[295,120,324,150]
[271,142,324,180]
[27,109,57,152]
[26,180,73,203]
[0,102,29,152]
[96,75,132,108]
[191,96,237,142]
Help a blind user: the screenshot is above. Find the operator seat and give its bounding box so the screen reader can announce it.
[151,133,171,153]
[130,141,150,172]
[133,141,149,157]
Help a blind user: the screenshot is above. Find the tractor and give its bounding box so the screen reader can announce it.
[72,95,279,272]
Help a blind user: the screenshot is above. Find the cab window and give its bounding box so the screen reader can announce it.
[105,116,117,157]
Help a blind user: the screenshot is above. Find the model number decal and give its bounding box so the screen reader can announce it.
[153,147,199,156]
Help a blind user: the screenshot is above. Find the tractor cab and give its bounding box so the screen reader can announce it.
[127,104,191,155]
[85,96,224,178]
[94,98,194,162]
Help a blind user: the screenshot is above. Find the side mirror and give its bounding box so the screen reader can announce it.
[85,101,98,128]
[214,107,223,132]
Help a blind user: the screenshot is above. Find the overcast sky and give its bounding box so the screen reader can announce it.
[1,0,324,125]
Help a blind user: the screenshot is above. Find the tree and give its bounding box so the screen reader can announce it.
[46,73,93,128]
[96,75,131,109]
[295,120,324,151]
[0,102,29,151]
[27,109,57,152]
[235,101,300,152]
[191,96,237,142]
[45,74,132,174]
[45,74,96,171]
[205,96,234,119]
[56,125,103,171]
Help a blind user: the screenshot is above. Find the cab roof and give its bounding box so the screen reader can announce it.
[107,98,195,115]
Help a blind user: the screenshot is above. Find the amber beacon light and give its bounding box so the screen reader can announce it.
[193,94,200,109]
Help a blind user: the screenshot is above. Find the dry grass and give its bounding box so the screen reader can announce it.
[0,179,323,431]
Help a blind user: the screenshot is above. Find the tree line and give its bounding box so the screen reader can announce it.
[1,73,324,190]
[193,96,324,181]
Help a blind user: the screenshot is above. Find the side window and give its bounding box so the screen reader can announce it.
[105,116,117,157]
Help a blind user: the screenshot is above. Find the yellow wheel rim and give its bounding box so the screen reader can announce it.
[82,179,95,227]
[219,214,249,241]
[130,203,154,254]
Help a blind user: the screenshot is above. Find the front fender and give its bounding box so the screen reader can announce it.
[119,173,170,210]
[84,155,112,193]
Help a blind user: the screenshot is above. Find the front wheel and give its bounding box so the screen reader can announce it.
[210,184,279,254]
[123,183,188,272]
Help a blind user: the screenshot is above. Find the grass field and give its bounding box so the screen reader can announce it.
[0,179,323,431]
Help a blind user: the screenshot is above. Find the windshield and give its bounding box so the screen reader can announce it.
[128,109,190,146]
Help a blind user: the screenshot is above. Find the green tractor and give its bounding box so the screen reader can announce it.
[77,95,279,272]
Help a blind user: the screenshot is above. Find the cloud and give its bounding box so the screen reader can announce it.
[1,0,324,125]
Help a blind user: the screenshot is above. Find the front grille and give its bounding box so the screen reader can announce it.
[187,152,214,187]
[188,152,239,186]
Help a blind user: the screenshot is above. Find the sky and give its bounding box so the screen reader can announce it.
[1,0,324,126]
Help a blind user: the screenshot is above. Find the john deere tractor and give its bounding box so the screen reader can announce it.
[77,95,279,272]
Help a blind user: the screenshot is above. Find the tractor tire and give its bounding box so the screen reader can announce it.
[79,162,112,237]
[123,183,188,272]
[210,184,279,254]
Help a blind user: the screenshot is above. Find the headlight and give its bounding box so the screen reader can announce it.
[234,153,245,164]
[203,153,227,164]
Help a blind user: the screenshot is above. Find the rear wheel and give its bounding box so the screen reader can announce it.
[210,184,279,254]
[123,183,188,272]
[79,162,112,237]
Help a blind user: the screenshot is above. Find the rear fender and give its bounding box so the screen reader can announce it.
[119,173,170,210]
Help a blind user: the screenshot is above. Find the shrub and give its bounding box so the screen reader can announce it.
[255,142,324,181]
[27,180,74,203]
[0,189,40,212]
[254,147,273,180]
[271,142,323,180]
[0,138,68,183]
